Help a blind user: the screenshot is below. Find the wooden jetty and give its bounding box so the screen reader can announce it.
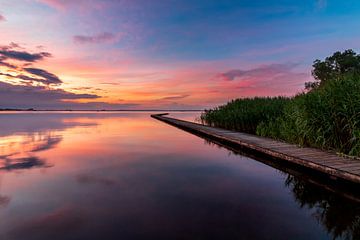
[151,113,360,184]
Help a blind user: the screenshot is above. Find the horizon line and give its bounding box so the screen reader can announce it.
[0,108,204,112]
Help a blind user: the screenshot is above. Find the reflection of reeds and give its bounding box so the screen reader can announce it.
[203,133,360,240]
[286,175,360,240]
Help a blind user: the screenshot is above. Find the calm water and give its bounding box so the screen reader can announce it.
[0,112,359,240]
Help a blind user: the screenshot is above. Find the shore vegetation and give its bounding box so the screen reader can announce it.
[201,50,360,156]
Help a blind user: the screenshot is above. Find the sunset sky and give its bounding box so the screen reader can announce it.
[1,0,359,110]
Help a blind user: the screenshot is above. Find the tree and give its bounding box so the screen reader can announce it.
[305,49,360,90]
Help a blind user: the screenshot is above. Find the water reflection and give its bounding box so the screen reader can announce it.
[0,113,98,172]
[0,113,98,216]
[0,173,10,208]
[76,174,117,186]
[202,133,360,240]
[0,133,59,171]
[9,207,85,240]
[0,112,359,240]
[0,195,10,207]
[286,176,360,240]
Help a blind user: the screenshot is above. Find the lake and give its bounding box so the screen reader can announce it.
[0,112,359,240]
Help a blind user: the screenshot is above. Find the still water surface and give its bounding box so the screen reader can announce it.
[0,112,359,240]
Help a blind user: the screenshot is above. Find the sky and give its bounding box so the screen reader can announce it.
[0,0,360,110]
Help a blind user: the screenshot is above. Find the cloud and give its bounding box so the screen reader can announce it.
[24,68,62,84]
[73,32,116,44]
[100,82,120,85]
[214,63,309,97]
[0,70,62,85]
[0,14,5,21]
[0,43,61,85]
[0,57,17,69]
[161,94,190,100]
[0,43,141,110]
[219,63,298,81]
[0,81,139,110]
[0,47,51,62]
[0,81,99,108]
[39,0,108,11]
[39,0,78,10]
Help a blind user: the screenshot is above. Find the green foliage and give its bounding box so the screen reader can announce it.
[306,49,360,90]
[202,50,360,156]
[200,97,289,134]
[201,50,360,156]
[258,74,360,156]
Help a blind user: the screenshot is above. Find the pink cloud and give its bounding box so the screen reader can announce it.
[38,0,110,11]
[73,32,117,44]
[0,14,5,22]
[212,63,310,100]
[218,63,298,81]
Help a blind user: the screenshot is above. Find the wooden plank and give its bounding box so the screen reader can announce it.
[151,114,360,184]
[337,166,360,172]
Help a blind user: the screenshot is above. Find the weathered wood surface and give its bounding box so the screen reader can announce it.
[151,114,360,184]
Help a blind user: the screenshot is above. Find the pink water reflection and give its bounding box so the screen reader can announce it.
[0,112,356,240]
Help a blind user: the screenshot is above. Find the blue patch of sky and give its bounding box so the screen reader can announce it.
[106,0,360,61]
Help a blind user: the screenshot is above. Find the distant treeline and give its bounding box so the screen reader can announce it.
[201,50,360,157]
[0,108,35,111]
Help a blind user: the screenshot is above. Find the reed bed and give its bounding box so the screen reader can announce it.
[201,74,360,156]
[200,97,289,134]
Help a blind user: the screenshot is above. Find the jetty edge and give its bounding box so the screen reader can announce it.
[151,113,360,185]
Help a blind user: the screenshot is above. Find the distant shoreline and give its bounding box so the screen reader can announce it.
[0,109,203,112]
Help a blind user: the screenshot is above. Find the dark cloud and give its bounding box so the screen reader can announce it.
[0,81,139,110]
[0,57,17,68]
[0,71,62,85]
[0,14,5,21]
[0,81,99,107]
[0,43,140,110]
[0,72,43,83]
[161,94,190,100]
[0,48,51,62]
[17,74,47,82]
[219,63,298,81]
[73,32,116,44]
[0,44,61,85]
[24,67,62,84]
